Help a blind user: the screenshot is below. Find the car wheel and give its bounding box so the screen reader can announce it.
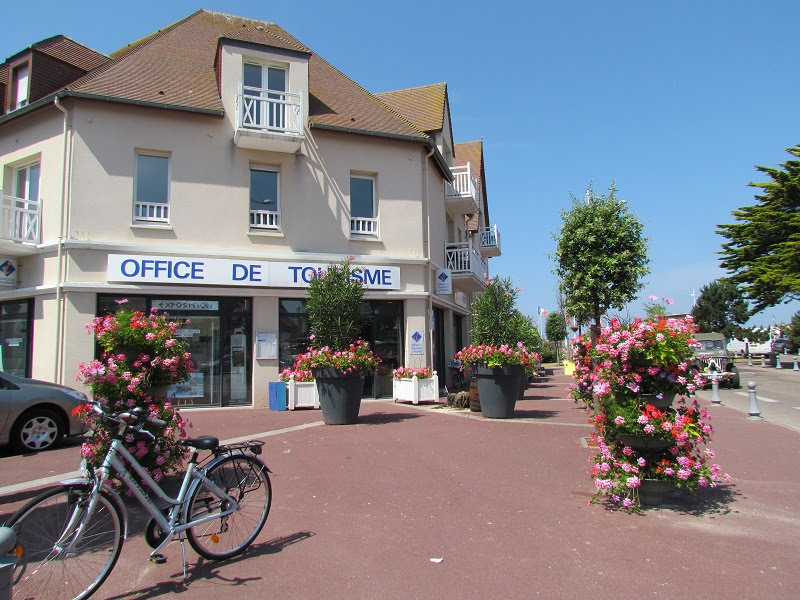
[729,366,741,389]
[11,408,65,452]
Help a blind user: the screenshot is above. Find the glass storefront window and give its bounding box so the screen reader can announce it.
[279,299,309,369]
[96,296,251,407]
[0,299,32,377]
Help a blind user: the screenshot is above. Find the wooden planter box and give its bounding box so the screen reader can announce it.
[392,372,439,405]
[287,378,320,410]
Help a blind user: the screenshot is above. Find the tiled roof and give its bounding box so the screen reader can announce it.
[455,140,489,229]
[375,83,447,133]
[33,36,109,72]
[65,10,426,140]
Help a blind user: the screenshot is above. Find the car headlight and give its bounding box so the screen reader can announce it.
[67,390,88,402]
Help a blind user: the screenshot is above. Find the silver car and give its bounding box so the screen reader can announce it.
[0,372,89,452]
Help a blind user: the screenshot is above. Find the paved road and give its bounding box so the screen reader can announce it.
[0,374,798,599]
[695,361,800,432]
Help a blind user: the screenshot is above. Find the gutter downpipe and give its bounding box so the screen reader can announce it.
[423,144,435,368]
[53,95,70,384]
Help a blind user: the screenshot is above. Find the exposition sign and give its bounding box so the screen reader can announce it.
[107,255,401,290]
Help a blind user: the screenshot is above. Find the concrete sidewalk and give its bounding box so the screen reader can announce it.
[2,373,799,598]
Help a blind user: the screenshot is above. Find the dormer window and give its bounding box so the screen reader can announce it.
[242,63,288,131]
[11,63,30,111]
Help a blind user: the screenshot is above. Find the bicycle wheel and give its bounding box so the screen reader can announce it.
[186,454,271,560]
[7,483,124,600]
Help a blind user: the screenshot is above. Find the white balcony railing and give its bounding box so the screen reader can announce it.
[1,194,40,244]
[135,201,169,223]
[237,83,303,137]
[479,224,501,256]
[250,209,281,230]
[351,217,378,236]
[445,164,478,201]
[445,240,488,282]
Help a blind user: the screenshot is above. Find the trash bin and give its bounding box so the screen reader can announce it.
[268,382,287,410]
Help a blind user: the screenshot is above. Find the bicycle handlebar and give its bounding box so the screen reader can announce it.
[90,401,166,431]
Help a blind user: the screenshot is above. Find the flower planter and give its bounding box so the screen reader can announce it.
[312,367,365,425]
[639,392,676,410]
[469,378,481,412]
[287,378,320,410]
[638,479,677,506]
[617,434,675,451]
[473,364,524,419]
[392,372,439,405]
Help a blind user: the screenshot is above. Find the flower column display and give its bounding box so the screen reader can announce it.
[572,316,730,510]
[77,306,194,482]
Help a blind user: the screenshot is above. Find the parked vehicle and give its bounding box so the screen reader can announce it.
[691,333,740,388]
[747,339,773,356]
[726,338,749,356]
[0,372,88,452]
[771,338,790,354]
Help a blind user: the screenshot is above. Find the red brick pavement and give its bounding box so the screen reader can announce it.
[2,371,799,599]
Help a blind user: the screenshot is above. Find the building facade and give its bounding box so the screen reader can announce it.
[0,10,502,408]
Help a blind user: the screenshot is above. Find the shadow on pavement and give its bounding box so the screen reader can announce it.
[104,531,316,599]
[512,409,560,420]
[356,412,423,425]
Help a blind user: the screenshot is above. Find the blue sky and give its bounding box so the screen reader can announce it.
[4,0,798,330]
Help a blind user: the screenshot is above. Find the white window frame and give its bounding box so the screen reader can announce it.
[249,165,281,231]
[11,62,29,111]
[349,174,378,237]
[133,151,171,224]
[241,61,290,132]
[12,161,40,201]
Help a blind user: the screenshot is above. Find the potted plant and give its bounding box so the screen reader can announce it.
[392,366,438,405]
[76,303,193,482]
[572,315,730,510]
[279,367,319,410]
[456,276,540,418]
[299,258,379,424]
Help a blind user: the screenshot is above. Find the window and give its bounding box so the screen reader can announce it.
[350,175,377,235]
[134,153,169,223]
[250,168,280,230]
[11,162,40,242]
[242,63,288,131]
[11,64,29,110]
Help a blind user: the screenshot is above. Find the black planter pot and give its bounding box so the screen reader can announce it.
[638,479,677,506]
[473,364,524,419]
[617,434,675,451]
[312,367,365,425]
[639,392,676,410]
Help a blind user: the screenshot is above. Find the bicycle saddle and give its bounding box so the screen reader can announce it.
[180,435,219,450]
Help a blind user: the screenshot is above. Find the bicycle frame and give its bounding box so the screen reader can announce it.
[60,437,241,556]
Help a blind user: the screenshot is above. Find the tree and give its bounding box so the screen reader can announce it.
[553,185,649,339]
[545,311,567,361]
[306,258,364,350]
[690,279,750,339]
[788,311,800,353]
[471,276,521,345]
[718,145,800,312]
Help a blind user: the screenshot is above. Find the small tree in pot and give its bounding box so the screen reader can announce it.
[297,258,379,424]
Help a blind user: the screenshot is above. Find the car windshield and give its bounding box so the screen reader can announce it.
[698,340,725,351]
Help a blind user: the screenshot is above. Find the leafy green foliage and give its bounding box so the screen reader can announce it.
[306,258,365,350]
[545,311,567,343]
[718,145,800,311]
[470,276,521,345]
[553,185,649,337]
[690,279,750,339]
[788,311,800,352]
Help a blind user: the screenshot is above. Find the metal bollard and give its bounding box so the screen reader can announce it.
[794,356,799,372]
[761,355,766,368]
[776,354,782,369]
[0,526,17,600]
[747,381,763,420]
[709,372,724,406]
[748,354,753,367]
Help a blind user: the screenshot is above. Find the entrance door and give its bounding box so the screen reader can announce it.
[360,301,403,398]
[170,315,220,407]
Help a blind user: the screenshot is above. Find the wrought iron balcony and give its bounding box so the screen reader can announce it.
[0,193,40,253]
[234,82,304,152]
[478,224,501,257]
[445,240,487,291]
[444,163,479,215]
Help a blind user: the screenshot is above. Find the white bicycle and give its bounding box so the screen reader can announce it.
[6,401,272,599]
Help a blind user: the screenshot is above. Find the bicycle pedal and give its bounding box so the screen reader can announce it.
[150,554,167,564]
